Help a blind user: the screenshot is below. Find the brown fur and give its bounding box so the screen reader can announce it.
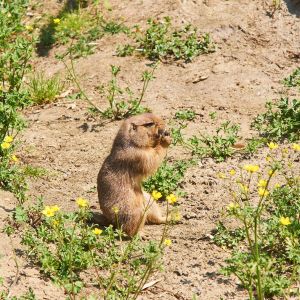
[97,113,171,237]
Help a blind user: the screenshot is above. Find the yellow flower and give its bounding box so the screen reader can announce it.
[292,143,300,152]
[274,183,280,189]
[268,142,278,150]
[151,190,162,200]
[229,169,236,176]
[53,18,61,24]
[112,206,119,214]
[11,154,19,162]
[166,194,177,205]
[42,206,55,217]
[25,25,33,31]
[279,216,291,226]
[258,179,267,188]
[243,164,260,173]
[51,205,60,212]
[4,136,13,143]
[172,211,182,222]
[52,220,59,227]
[217,172,227,179]
[227,202,239,210]
[1,142,11,150]
[76,197,88,208]
[268,169,275,176]
[93,228,103,235]
[266,156,272,162]
[164,239,172,246]
[239,183,249,193]
[258,188,269,197]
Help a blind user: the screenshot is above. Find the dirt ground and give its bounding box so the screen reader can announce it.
[1,0,300,299]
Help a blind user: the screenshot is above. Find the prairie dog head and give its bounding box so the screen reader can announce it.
[113,113,169,149]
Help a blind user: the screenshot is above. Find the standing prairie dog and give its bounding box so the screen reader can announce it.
[97,113,171,237]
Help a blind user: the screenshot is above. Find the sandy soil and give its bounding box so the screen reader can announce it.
[0,0,299,299]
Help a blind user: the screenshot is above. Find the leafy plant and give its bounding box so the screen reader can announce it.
[28,72,64,104]
[171,111,240,162]
[96,64,155,120]
[117,17,215,62]
[213,222,246,249]
[251,98,300,142]
[174,109,196,121]
[216,143,300,299]
[283,67,300,88]
[143,159,192,197]
[40,4,129,59]
[0,0,34,201]
[14,197,176,299]
[189,121,240,161]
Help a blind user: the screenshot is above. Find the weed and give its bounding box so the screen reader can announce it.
[283,67,300,88]
[251,98,300,142]
[244,138,265,156]
[189,121,240,161]
[213,222,246,249]
[96,64,155,120]
[117,17,215,62]
[171,111,240,162]
[174,109,196,121]
[216,143,300,299]
[39,3,129,59]
[28,72,64,104]
[0,0,34,201]
[11,196,178,299]
[143,159,192,197]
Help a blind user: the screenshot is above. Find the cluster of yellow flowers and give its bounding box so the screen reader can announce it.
[1,135,13,150]
[151,190,177,205]
[42,205,60,217]
[1,136,19,162]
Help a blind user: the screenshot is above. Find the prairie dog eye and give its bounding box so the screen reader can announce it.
[143,122,155,128]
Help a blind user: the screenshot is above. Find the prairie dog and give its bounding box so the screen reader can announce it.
[97,113,171,237]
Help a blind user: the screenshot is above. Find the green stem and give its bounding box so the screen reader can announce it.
[62,52,103,113]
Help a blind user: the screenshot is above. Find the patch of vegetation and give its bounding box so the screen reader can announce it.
[6,197,177,299]
[216,144,300,299]
[174,109,196,121]
[172,113,240,162]
[28,72,64,104]
[0,0,34,202]
[189,121,240,161]
[251,98,300,142]
[39,3,128,58]
[213,222,246,249]
[95,65,155,120]
[117,17,214,62]
[64,57,156,120]
[283,67,300,88]
[143,159,192,197]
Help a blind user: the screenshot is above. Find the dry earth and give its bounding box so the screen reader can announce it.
[0,0,300,299]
